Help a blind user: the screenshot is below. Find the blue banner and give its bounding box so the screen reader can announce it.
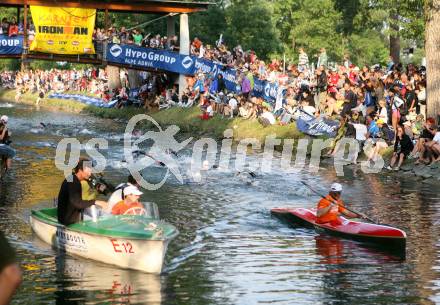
[48,93,107,106]
[296,109,339,137]
[193,58,239,92]
[106,43,283,103]
[0,35,23,55]
[106,43,195,75]
[253,78,278,101]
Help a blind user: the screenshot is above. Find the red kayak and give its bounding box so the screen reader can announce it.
[271,207,406,252]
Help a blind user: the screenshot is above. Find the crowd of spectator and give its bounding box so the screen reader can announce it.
[170,44,439,168]
[1,16,438,167]
[0,16,21,37]
[0,67,174,109]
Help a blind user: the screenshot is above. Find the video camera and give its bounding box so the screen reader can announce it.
[88,173,115,196]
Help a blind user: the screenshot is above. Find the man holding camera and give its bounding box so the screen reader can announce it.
[57,158,108,226]
[0,115,14,173]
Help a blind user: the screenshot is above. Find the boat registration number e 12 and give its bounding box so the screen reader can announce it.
[110,239,135,254]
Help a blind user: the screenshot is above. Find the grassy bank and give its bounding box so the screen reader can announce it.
[0,88,302,144]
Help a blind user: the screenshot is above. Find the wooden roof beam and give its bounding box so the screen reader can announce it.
[0,0,210,13]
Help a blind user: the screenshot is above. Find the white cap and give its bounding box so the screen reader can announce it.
[124,185,143,196]
[330,183,343,192]
[1,115,8,123]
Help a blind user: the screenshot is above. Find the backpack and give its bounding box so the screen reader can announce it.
[393,96,407,116]
[381,124,395,144]
[400,101,408,116]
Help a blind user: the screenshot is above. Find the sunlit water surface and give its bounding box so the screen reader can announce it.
[1,102,440,305]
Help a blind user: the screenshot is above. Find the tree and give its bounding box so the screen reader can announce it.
[347,31,389,66]
[425,0,440,119]
[273,0,301,55]
[334,0,361,35]
[224,0,282,59]
[189,0,227,44]
[365,0,425,63]
[289,0,344,63]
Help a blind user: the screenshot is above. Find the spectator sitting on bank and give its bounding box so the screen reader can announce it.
[377,99,389,125]
[349,113,368,163]
[258,107,276,127]
[224,93,238,118]
[200,101,214,120]
[423,125,440,163]
[412,114,425,138]
[300,98,316,117]
[386,125,414,171]
[414,117,436,163]
[278,103,296,126]
[325,90,339,117]
[238,99,251,118]
[366,118,389,162]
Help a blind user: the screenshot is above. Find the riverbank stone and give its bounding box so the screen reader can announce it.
[429,162,440,169]
[400,163,413,172]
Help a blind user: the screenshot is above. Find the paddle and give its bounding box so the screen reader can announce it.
[300,181,379,224]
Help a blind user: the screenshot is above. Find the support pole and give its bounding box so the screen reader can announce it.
[166,15,175,48]
[21,1,28,71]
[178,13,189,97]
[23,2,27,47]
[104,9,109,32]
[17,7,20,24]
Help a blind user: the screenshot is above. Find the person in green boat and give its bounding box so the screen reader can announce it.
[111,185,144,215]
[106,174,140,214]
[57,158,108,226]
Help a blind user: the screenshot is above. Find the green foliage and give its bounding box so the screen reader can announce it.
[347,31,389,66]
[223,0,282,59]
[0,59,20,71]
[273,0,300,54]
[0,1,426,68]
[100,12,167,36]
[366,0,425,45]
[334,0,361,35]
[289,0,345,62]
[189,1,227,45]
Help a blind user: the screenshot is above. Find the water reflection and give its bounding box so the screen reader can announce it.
[315,235,345,265]
[30,236,163,305]
[2,102,440,304]
[56,256,162,305]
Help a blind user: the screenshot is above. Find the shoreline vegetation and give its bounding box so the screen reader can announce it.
[0,88,302,144]
[1,88,438,182]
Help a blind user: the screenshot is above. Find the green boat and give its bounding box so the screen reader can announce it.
[30,207,178,274]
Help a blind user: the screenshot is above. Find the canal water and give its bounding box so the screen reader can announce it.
[1,102,440,305]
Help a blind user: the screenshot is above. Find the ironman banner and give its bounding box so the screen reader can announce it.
[29,6,96,55]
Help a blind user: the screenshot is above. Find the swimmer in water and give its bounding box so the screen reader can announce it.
[165,149,179,157]
[235,170,259,186]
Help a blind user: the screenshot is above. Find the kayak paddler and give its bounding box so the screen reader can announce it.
[316,183,358,225]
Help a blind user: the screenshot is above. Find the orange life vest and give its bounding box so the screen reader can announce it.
[316,195,346,224]
[111,201,143,215]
